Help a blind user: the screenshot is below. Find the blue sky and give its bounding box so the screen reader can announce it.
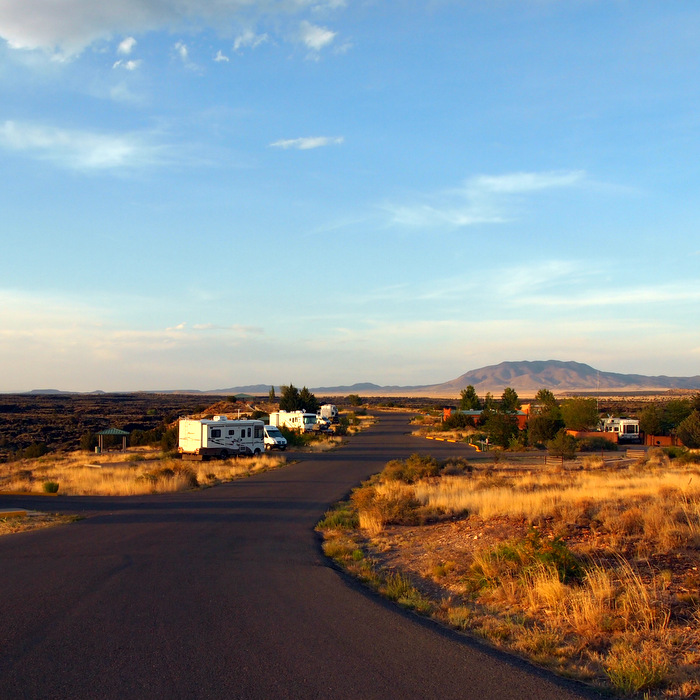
[1,1,699,392]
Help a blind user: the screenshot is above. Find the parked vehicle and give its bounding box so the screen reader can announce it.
[264,425,287,450]
[318,404,339,423]
[269,410,317,433]
[178,415,265,459]
[599,416,641,443]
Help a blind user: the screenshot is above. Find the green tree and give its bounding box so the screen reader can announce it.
[279,384,301,411]
[459,385,481,410]
[639,404,670,436]
[80,431,98,452]
[268,386,276,402]
[500,387,520,413]
[346,394,362,407]
[534,388,558,410]
[528,388,563,444]
[677,410,700,449]
[560,398,599,431]
[547,430,578,460]
[483,411,519,448]
[528,414,563,444]
[665,399,692,430]
[298,386,319,413]
[483,392,495,409]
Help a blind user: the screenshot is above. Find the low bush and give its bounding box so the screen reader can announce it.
[578,436,619,452]
[381,454,440,483]
[42,481,59,493]
[317,503,359,530]
[604,642,669,694]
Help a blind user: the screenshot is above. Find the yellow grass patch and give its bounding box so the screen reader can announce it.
[0,449,286,496]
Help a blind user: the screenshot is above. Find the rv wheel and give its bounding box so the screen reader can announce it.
[254,449,261,456]
[219,450,228,460]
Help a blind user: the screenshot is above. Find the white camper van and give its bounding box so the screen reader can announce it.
[269,410,317,433]
[178,415,265,459]
[264,425,287,450]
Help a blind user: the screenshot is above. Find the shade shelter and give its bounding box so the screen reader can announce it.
[96,428,130,452]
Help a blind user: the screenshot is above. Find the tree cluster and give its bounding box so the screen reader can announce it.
[279,384,319,413]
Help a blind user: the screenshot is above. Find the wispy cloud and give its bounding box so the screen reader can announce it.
[112,58,141,70]
[270,135,344,150]
[214,50,229,62]
[518,282,700,309]
[233,29,268,52]
[0,1,345,58]
[0,120,168,170]
[385,170,586,228]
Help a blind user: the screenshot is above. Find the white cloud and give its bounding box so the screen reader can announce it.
[0,1,344,58]
[386,170,586,229]
[117,36,136,54]
[233,29,269,52]
[174,40,189,62]
[112,58,142,70]
[214,50,229,62]
[470,170,585,194]
[0,120,168,170]
[270,135,344,149]
[299,20,336,52]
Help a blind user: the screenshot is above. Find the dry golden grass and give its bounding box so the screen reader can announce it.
[0,449,286,496]
[0,512,78,537]
[320,455,700,697]
[414,467,700,527]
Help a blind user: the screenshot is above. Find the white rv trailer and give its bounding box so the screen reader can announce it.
[599,417,641,443]
[318,404,339,423]
[178,415,265,459]
[269,410,317,433]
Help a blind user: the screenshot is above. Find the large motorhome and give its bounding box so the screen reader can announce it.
[269,410,317,433]
[599,416,641,443]
[178,415,265,459]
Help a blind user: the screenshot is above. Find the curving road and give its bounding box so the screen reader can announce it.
[1,413,603,699]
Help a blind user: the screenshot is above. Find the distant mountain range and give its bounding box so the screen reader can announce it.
[21,360,700,398]
[215,360,700,398]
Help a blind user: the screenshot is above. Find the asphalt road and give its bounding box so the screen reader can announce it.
[1,413,603,699]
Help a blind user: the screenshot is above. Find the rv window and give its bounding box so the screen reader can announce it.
[255,426,263,439]
[228,430,235,436]
[211,429,221,438]
[247,428,251,437]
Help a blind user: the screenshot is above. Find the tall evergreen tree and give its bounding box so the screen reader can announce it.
[459,385,481,410]
[279,384,301,411]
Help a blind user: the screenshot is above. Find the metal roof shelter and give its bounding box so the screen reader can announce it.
[96,428,130,452]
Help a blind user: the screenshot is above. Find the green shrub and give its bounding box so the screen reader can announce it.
[547,430,578,460]
[442,412,476,431]
[23,443,49,459]
[578,436,619,452]
[42,481,59,493]
[278,426,314,447]
[604,643,669,694]
[439,458,472,476]
[80,432,98,451]
[317,503,359,530]
[381,453,440,483]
